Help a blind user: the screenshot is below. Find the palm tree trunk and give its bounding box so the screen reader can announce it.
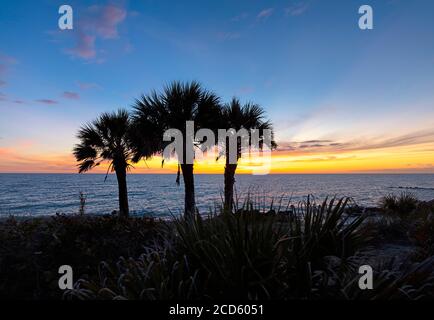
[224,160,238,213]
[180,163,195,219]
[115,167,129,218]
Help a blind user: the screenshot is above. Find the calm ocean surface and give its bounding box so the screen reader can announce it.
[0,174,433,217]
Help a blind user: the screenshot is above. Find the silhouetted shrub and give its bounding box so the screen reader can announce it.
[379,193,419,217]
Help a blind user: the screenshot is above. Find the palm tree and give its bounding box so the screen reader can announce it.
[221,98,276,212]
[131,81,221,218]
[73,109,133,217]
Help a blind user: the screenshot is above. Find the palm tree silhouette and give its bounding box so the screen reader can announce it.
[221,98,276,212]
[73,109,133,217]
[131,81,221,218]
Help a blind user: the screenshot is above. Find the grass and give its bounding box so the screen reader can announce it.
[0,214,160,299]
[67,197,374,300]
[1,195,433,300]
[379,192,419,217]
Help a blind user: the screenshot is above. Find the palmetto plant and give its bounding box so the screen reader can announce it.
[73,109,133,217]
[131,81,221,218]
[220,98,276,212]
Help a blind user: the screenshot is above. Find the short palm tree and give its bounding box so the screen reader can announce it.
[221,98,276,212]
[73,109,133,217]
[131,81,221,218]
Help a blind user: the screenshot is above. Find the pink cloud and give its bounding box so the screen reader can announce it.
[0,52,17,84]
[35,99,59,105]
[76,81,101,90]
[257,8,274,19]
[67,5,127,60]
[88,5,127,39]
[68,32,96,59]
[62,91,80,100]
[236,86,254,95]
[0,65,6,75]
[0,53,17,65]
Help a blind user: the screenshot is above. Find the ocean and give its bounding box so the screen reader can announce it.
[0,174,433,217]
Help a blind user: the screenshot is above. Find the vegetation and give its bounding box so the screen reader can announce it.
[73,109,134,217]
[64,197,433,300]
[0,214,159,299]
[379,192,419,217]
[1,196,433,300]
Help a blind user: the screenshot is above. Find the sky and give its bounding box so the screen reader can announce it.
[0,0,434,174]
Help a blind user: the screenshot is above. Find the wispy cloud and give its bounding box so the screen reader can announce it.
[35,99,59,105]
[285,2,309,16]
[231,12,249,22]
[62,91,80,100]
[278,130,434,154]
[66,5,127,61]
[236,86,254,95]
[217,31,241,41]
[68,32,96,59]
[76,81,101,90]
[0,52,17,86]
[88,5,127,39]
[257,8,274,20]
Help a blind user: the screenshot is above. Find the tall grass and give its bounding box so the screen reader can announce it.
[379,192,419,217]
[67,197,374,300]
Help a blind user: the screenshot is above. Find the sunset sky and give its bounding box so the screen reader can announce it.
[1,0,434,174]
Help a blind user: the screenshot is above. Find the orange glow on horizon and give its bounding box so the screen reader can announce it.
[1,142,434,174]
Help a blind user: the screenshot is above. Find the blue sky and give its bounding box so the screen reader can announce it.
[1,0,434,172]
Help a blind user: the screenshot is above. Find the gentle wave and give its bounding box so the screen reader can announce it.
[1,174,433,217]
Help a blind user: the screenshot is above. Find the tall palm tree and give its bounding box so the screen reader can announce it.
[73,109,133,217]
[221,98,276,212]
[131,81,221,218]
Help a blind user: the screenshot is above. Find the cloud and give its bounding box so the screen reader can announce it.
[257,8,274,19]
[62,91,80,100]
[285,3,309,16]
[68,32,96,59]
[236,86,254,95]
[0,53,17,65]
[76,81,101,90]
[66,5,127,60]
[88,5,127,39]
[35,99,59,105]
[231,12,249,22]
[277,130,434,154]
[0,92,7,101]
[217,31,241,41]
[0,52,17,85]
[0,147,76,173]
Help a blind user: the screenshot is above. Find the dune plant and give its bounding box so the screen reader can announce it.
[379,192,419,217]
[67,197,373,300]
